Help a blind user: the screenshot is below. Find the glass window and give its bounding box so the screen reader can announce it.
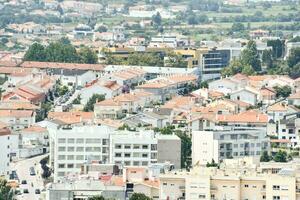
[67,155,74,160]
[76,147,84,152]
[115,144,122,149]
[142,145,148,149]
[124,145,131,149]
[67,138,75,143]
[133,161,139,166]
[133,145,140,149]
[58,147,66,151]
[67,147,75,152]
[58,155,65,160]
[58,138,66,143]
[76,138,84,143]
[58,164,65,168]
[67,164,74,168]
[115,153,122,157]
[76,155,84,160]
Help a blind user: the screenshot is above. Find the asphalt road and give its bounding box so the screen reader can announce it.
[11,154,48,200]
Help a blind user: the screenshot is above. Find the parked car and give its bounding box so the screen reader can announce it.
[23,189,29,194]
[21,180,27,184]
[35,189,40,194]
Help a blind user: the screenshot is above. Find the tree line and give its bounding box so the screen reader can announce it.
[24,38,98,64]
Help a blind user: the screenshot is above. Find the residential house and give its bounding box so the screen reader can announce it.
[230,87,259,105]
[0,110,35,131]
[80,80,122,104]
[106,68,146,87]
[288,91,300,106]
[136,75,198,102]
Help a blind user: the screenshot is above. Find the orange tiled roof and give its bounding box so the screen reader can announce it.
[48,112,93,124]
[22,125,47,133]
[267,103,287,112]
[0,110,33,118]
[0,101,38,110]
[21,61,104,71]
[217,110,268,123]
[288,91,300,99]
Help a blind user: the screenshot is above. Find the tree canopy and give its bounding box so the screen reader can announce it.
[84,94,105,111]
[129,193,152,200]
[240,40,261,72]
[0,179,13,200]
[24,38,98,64]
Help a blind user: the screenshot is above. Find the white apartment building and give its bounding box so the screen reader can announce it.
[110,131,181,168]
[51,125,111,182]
[50,125,181,182]
[110,130,158,167]
[192,128,270,165]
[0,125,18,177]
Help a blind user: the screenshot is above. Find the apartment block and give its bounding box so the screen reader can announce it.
[192,128,270,165]
[159,159,299,200]
[49,125,181,182]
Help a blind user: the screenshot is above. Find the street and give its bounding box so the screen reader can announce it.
[11,154,48,200]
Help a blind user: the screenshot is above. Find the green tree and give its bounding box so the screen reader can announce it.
[24,43,46,61]
[231,22,245,32]
[84,94,105,111]
[45,42,79,63]
[58,85,69,96]
[273,85,292,98]
[287,47,300,67]
[78,47,98,64]
[262,49,273,69]
[221,59,243,77]
[273,150,288,162]
[72,95,81,104]
[0,179,13,200]
[241,64,255,75]
[88,196,106,200]
[240,40,261,72]
[129,193,152,200]
[206,159,218,167]
[175,130,192,169]
[165,52,186,68]
[200,81,208,88]
[289,62,300,79]
[260,151,271,162]
[152,12,161,26]
[96,25,108,33]
[267,39,284,58]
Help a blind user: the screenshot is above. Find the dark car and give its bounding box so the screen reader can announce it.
[23,189,29,194]
[30,167,36,176]
[21,180,27,184]
[35,189,40,194]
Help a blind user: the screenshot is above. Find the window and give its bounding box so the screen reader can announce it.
[151,153,157,159]
[124,145,131,149]
[58,155,65,160]
[85,147,93,152]
[256,143,261,147]
[67,164,74,168]
[124,153,131,158]
[58,138,66,143]
[76,155,84,160]
[244,185,249,188]
[133,161,139,166]
[281,185,288,191]
[282,129,286,132]
[58,164,65,168]
[256,151,261,155]
[115,153,122,157]
[115,144,122,149]
[124,161,131,166]
[133,145,140,149]
[273,196,280,200]
[86,139,95,143]
[76,138,84,143]
[67,147,75,152]
[58,147,66,151]
[142,161,148,166]
[67,138,75,143]
[76,147,84,152]
[67,155,74,160]
[142,145,148,149]
[163,182,167,186]
[133,153,139,157]
[142,153,148,158]
[273,185,280,190]
[151,144,157,150]
[102,139,108,145]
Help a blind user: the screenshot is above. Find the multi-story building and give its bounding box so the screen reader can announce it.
[50,125,111,182]
[159,158,300,200]
[110,132,181,169]
[192,128,270,165]
[49,125,181,182]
